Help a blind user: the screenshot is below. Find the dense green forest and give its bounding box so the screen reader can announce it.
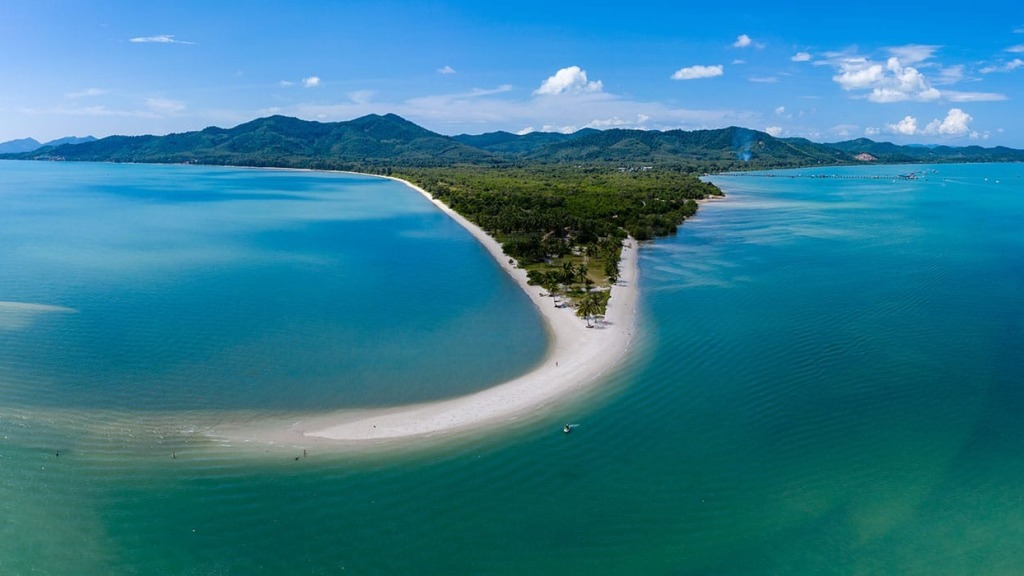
[396,165,721,301]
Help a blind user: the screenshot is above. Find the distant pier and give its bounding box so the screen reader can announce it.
[729,170,932,181]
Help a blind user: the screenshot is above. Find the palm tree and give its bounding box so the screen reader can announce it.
[576,293,600,328]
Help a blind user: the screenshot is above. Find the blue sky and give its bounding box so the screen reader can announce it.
[3,1,1023,146]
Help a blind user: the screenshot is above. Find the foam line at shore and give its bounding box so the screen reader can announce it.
[222,175,640,446]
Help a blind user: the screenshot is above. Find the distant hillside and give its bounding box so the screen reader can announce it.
[824,138,1024,164]
[522,126,853,170]
[6,114,1024,170]
[0,136,95,154]
[45,136,97,148]
[0,138,42,154]
[19,114,495,169]
[453,129,597,155]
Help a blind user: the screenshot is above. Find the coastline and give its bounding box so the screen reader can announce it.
[226,175,640,446]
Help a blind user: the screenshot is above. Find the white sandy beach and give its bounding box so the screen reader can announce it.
[225,175,640,445]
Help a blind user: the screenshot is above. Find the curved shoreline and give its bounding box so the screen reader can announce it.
[223,174,640,446]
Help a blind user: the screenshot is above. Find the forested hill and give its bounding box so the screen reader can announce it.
[16,114,496,169]
[10,113,1024,170]
[458,126,1024,169]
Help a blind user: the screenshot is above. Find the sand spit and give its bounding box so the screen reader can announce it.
[222,175,639,447]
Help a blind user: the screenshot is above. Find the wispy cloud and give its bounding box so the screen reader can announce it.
[934,65,964,85]
[887,44,940,65]
[943,91,1008,102]
[146,98,186,114]
[302,76,321,88]
[980,58,1024,73]
[1007,44,1024,53]
[469,85,514,97]
[749,76,778,83]
[534,66,603,95]
[348,90,375,105]
[831,124,859,138]
[791,52,812,62]
[129,35,195,45]
[66,88,107,99]
[437,65,457,75]
[671,64,724,80]
[33,105,160,119]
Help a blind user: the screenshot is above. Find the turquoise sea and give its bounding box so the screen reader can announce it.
[1,160,1022,574]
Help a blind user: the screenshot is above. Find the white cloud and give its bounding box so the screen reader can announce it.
[534,66,603,95]
[765,126,783,137]
[980,59,1024,73]
[924,108,973,136]
[865,127,881,136]
[791,52,812,62]
[833,58,886,89]
[302,76,321,88]
[279,80,295,87]
[516,127,535,135]
[877,108,975,139]
[732,35,765,49]
[774,106,786,115]
[1007,44,1024,53]
[671,64,724,80]
[438,65,457,75]
[887,115,918,135]
[129,35,195,45]
[832,56,940,103]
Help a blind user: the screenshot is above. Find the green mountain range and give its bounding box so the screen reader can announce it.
[7,114,1024,170]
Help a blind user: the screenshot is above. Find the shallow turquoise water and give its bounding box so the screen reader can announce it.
[0,161,546,410]
[1,161,1023,574]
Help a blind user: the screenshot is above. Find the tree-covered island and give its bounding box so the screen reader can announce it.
[396,165,720,310]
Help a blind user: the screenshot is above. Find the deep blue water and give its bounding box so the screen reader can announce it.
[1,161,1023,575]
